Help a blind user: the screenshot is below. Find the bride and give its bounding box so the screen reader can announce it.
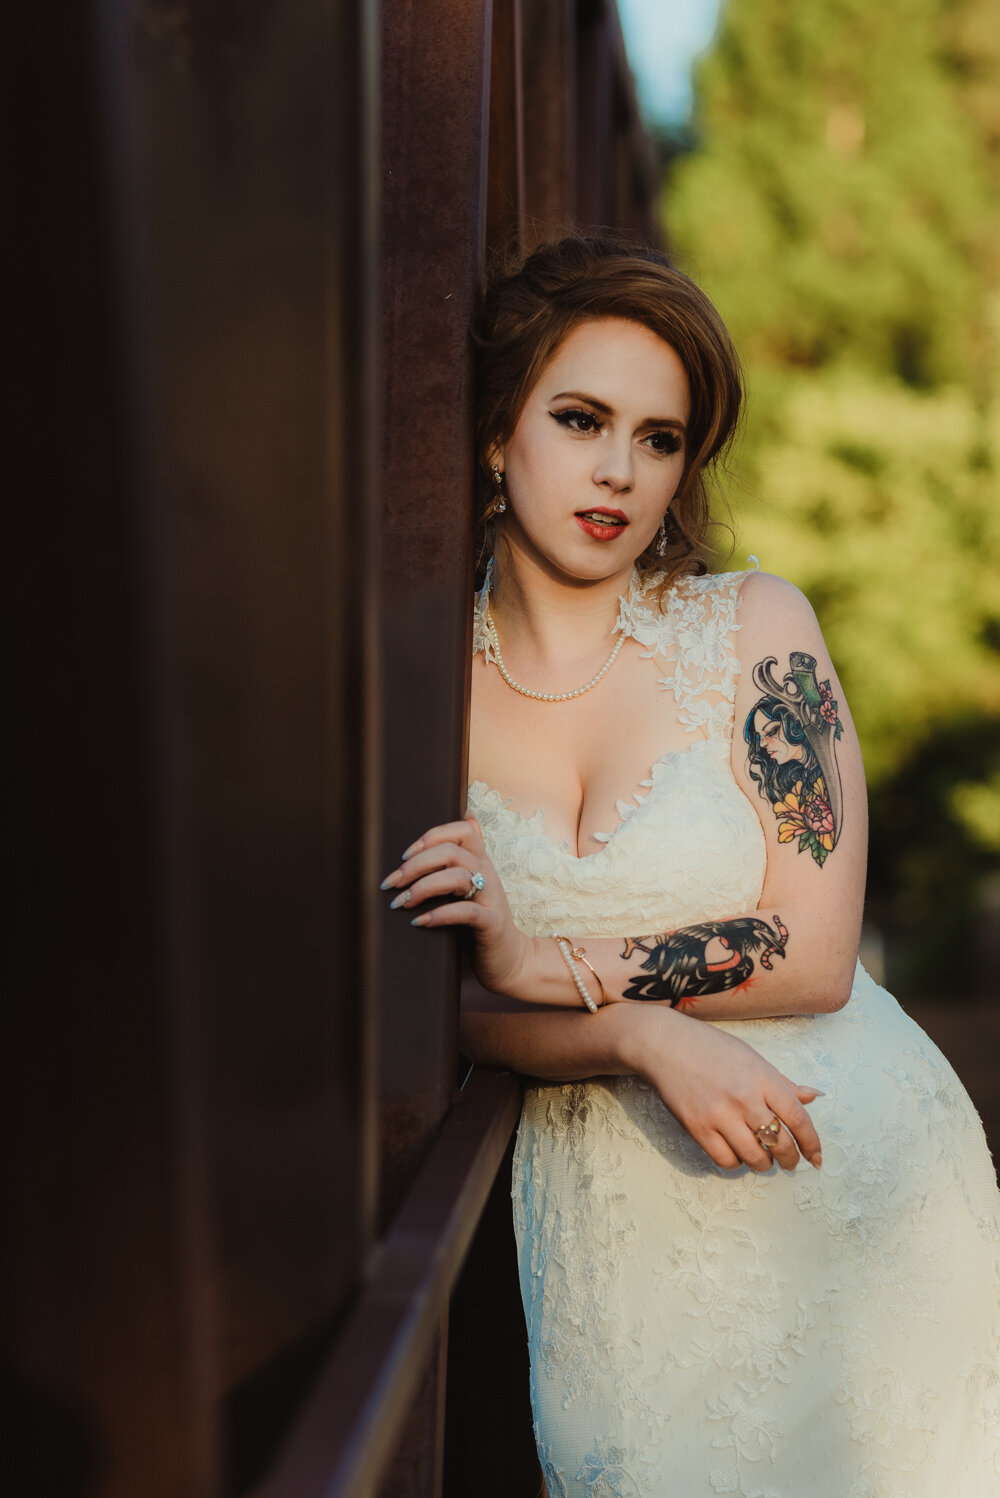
[381,237,1000,1495]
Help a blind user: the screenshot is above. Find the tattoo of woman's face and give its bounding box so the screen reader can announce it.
[753,709,806,766]
[621,915,789,1007]
[744,652,844,867]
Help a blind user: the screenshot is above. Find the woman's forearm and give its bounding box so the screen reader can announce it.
[460,975,650,1078]
[506,901,861,1022]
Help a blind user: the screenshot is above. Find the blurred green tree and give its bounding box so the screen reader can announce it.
[666,0,1000,995]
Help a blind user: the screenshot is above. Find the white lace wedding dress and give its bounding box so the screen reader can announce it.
[467,570,1000,1498]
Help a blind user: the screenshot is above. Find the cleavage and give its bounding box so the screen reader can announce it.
[469,645,695,856]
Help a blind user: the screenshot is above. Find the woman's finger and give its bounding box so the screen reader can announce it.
[754,1117,801,1172]
[383,840,474,890]
[699,1130,741,1171]
[399,820,482,862]
[733,1125,781,1173]
[390,866,485,911]
[463,814,487,849]
[771,1092,822,1167]
[409,897,488,930]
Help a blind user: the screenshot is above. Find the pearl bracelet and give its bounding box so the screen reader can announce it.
[552,935,607,1014]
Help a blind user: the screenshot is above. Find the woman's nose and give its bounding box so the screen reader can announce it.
[592,436,633,491]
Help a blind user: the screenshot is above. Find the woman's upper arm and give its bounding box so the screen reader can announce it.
[732,571,867,1005]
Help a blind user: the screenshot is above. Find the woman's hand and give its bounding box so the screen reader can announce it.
[381,816,536,996]
[616,1004,824,1172]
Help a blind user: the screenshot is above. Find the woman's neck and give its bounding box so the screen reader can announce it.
[488,540,634,671]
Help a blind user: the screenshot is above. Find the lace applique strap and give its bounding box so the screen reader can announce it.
[472,587,492,660]
[472,568,497,663]
[617,569,748,738]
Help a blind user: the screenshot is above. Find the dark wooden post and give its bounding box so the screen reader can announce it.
[9,1,379,1494]
[487,0,528,260]
[375,1,494,1493]
[376,0,492,1226]
[575,0,615,232]
[521,0,577,237]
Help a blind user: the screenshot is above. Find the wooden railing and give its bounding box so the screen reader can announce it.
[268,1068,522,1498]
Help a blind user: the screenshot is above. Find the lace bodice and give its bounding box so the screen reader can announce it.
[468,569,766,938]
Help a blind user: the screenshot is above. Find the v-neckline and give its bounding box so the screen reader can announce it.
[467,737,723,864]
[469,566,745,862]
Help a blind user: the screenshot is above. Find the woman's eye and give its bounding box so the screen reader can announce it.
[551,409,602,433]
[645,430,683,455]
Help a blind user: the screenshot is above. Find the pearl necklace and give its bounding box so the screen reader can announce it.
[483,600,626,702]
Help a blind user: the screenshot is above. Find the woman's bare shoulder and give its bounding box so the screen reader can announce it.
[736,569,820,637]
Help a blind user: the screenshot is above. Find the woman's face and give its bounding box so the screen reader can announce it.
[496,317,690,582]
[754,709,806,765]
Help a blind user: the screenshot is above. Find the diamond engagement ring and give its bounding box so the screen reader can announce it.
[754,1115,783,1147]
[463,871,486,900]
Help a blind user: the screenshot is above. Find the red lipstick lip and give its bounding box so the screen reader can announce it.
[574,511,629,542]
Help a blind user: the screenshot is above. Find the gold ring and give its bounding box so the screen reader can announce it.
[754,1115,782,1147]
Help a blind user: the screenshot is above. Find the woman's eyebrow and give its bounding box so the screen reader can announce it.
[551,389,614,413]
[550,390,687,429]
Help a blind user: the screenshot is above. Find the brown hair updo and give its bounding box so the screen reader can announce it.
[472,234,744,592]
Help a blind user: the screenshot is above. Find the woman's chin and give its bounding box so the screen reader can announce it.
[505,536,639,587]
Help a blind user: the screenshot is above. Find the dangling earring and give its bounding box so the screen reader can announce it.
[656,514,669,557]
[484,464,507,519]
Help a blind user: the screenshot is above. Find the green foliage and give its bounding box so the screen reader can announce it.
[950,766,1000,854]
[666,0,1000,994]
[670,0,1000,393]
[733,368,1000,784]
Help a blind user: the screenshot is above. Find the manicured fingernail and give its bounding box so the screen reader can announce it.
[411,914,430,927]
[380,872,400,891]
[810,1152,823,1169]
[402,840,423,860]
[812,1089,826,1097]
[389,890,411,909]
